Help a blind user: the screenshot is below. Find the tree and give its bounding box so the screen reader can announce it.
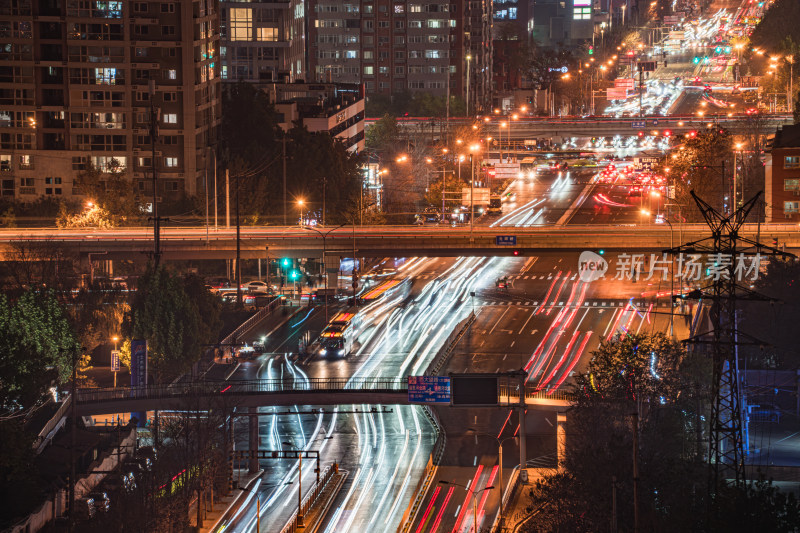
[183,273,222,348]
[0,420,39,524]
[0,288,80,413]
[220,82,364,224]
[424,174,465,211]
[366,113,401,151]
[124,266,202,383]
[659,127,733,221]
[526,333,709,532]
[68,162,142,226]
[750,0,800,54]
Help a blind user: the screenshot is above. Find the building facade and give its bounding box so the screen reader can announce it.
[266,82,366,152]
[218,0,305,83]
[529,0,593,48]
[0,0,220,201]
[765,124,800,222]
[218,0,494,113]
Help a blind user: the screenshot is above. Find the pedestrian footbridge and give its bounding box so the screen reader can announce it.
[75,377,571,415]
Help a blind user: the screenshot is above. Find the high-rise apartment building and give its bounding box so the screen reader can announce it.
[219,0,494,114]
[219,0,305,83]
[0,0,220,201]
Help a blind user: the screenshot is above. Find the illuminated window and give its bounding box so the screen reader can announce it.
[573,7,591,19]
[230,8,252,41]
[94,67,117,84]
[257,27,277,41]
[785,156,800,169]
[364,66,374,75]
[785,179,800,191]
[785,201,800,213]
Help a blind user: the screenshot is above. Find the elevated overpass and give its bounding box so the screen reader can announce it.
[2,224,799,260]
[74,377,571,416]
[371,114,792,139]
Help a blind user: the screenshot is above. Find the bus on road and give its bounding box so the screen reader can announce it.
[317,307,363,357]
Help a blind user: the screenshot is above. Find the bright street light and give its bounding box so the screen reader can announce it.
[439,480,495,533]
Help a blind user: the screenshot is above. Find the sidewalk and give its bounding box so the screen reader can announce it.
[192,469,263,533]
[501,468,557,532]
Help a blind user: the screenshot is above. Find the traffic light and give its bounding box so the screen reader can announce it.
[598,249,605,255]
[772,237,778,247]
[512,250,521,256]
[693,56,700,64]
[281,257,291,268]
[588,45,594,56]
[289,269,300,281]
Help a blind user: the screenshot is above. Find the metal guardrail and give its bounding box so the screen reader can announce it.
[32,396,72,454]
[279,464,336,533]
[3,222,800,237]
[76,377,408,405]
[399,405,446,533]
[220,296,283,348]
[490,465,522,533]
[425,310,477,376]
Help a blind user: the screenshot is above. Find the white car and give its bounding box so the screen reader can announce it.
[243,280,269,292]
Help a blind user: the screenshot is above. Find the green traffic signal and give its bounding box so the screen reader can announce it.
[289,269,299,280]
[281,258,291,267]
[588,46,594,56]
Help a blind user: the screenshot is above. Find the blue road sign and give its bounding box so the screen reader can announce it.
[408,376,451,404]
[495,235,517,246]
[632,121,646,129]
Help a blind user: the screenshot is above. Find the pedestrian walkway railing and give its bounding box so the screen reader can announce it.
[76,377,409,405]
[33,396,72,454]
[498,384,574,405]
[220,296,284,348]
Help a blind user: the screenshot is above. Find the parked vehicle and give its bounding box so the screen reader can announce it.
[243,280,269,292]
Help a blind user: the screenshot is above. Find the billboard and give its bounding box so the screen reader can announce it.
[614,78,635,89]
[451,376,497,405]
[462,187,490,205]
[573,0,591,5]
[408,376,451,403]
[131,339,148,387]
[130,339,148,427]
[607,88,629,100]
[492,162,522,179]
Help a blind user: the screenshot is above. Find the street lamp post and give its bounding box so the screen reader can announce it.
[282,441,305,527]
[439,480,494,533]
[499,121,506,161]
[467,429,517,528]
[661,216,675,338]
[297,199,305,226]
[469,144,480,240]
[111,336,119,388]
[441,148,448,223]
[302,224,346,324]
[237,484,262,533]
[465,54,472,117]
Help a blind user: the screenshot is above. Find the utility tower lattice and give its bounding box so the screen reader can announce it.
[667,191,793,491]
